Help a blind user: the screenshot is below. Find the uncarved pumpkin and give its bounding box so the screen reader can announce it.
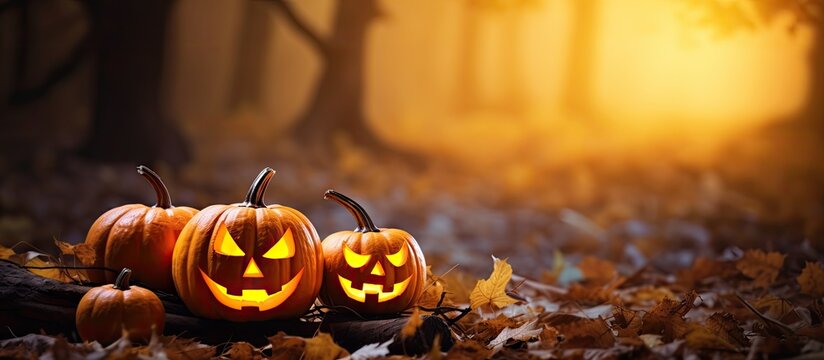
[319,190,426,315]
[76,268,165,345]
[84,166,198,292]
[172,168,323,321]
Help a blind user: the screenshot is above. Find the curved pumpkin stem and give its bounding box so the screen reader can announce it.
[324,190,380,233]
[242,168,276,208]
[113,268,132,290]
[137,165,172,209]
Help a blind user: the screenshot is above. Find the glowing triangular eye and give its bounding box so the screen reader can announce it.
[214,224,245,256]
[263,228,295,259]
[343,244,371,268]
[385,244,408,267]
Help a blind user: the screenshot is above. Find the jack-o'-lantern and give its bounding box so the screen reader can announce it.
[84,166,198,292]
[172,168,323,321]
[319,190,426,315]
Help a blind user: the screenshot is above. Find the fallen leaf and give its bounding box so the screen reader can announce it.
[470,314,521,344]
[736,250,785,288]
[753,294,795,320]
[304,333,349,360]
[640,291,697,342]
[54,240,96,265]
[578,256,617,285]
[538,326,561,349]
[223,341,260,359]
[417,266,448,308]
[487,319,542,352]
[268,332,306,360]
[470,256,518,311]
[445,340,492,359]
[612,306,642,338]
[346,339,392,360]
[556,317,615,349]
[798,261,824,298]
[0,245,14,260]
[401,307,423,340]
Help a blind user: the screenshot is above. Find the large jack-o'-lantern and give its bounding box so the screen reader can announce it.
[172,168,323,321]
[319,190,426,315]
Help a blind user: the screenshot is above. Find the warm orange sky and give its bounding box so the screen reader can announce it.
[167,0,815,164]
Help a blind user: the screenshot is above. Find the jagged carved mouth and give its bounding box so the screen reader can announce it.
[200,268,304,311]
[337,274,411,303]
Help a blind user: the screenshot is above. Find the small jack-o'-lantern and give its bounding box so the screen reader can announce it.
[84,166,198,292]
[319,190,426,315]
[172,168,323,321]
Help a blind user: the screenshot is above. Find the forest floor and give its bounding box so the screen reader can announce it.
[1,124,824,358]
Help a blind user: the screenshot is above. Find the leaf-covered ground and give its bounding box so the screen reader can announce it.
[2,128,824,358]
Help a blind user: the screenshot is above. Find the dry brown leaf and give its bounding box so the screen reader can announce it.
[704,312,748,348]
[268,332,306,360]
[797,261,824,298]
[612,306,643,338]
[676,256,734,287]
[557,279,622,306]
[753,294,795,320]
[0,245,14,260]
[401,307,423,340]
[487,319,542,352]
[538,326,561,349]
[303,333,348,360]
[24,257,68,282]
[417,266,449,308]
[223,342,261,359]
[469,256,518,311]
[556,317,615,349]
[640,291,697,342]
[578,256,617,285]
[470,315,521,344]
[444,340,492,360]
[54,240,96,265]
[736,250,785,288]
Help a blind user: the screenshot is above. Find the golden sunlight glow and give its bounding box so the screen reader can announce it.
[263,228,296,259]
[200,268,304,311]
[243,258,264,278]
[343,244,371,268]
[337,275,412,303]
[370,262,385,276]
[385,245,409,267]
[214,225,245,256]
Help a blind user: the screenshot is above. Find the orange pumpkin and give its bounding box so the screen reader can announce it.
[76,268,165,345]
[172,168,323,321]
[319,190,426,315]
[84,166,198,292]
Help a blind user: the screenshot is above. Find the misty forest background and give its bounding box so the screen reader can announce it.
[1,0,823,278]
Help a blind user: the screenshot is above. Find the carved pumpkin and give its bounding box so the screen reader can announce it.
[319,190,426,315]
[84,166,198,292]
[76,268,165,345]
[172,168,323,321]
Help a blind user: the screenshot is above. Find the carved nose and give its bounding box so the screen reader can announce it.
[243,258,264,278]
[370,262,385,276]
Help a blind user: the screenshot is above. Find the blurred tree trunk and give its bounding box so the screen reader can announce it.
[291,0,389,152]
[231,1,273,108]
[80,0,190,167]
[561,0,601,118]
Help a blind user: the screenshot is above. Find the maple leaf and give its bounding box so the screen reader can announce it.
[640,291,697,342]
[401,307,423,340]
[797,261,824,298]
[304,333,349,360]
[469,256,518,311]
[487,319,542,352]
[578,256,617,285]
[736,250,785,288]
[346,339,392,360]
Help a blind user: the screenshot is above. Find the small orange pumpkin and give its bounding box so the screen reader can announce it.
[84,166,198,292]
[319,190,426,315]
[172,168,323,321]
[76,268,165,345]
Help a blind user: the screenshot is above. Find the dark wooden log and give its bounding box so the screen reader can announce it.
[0,260,453,355]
